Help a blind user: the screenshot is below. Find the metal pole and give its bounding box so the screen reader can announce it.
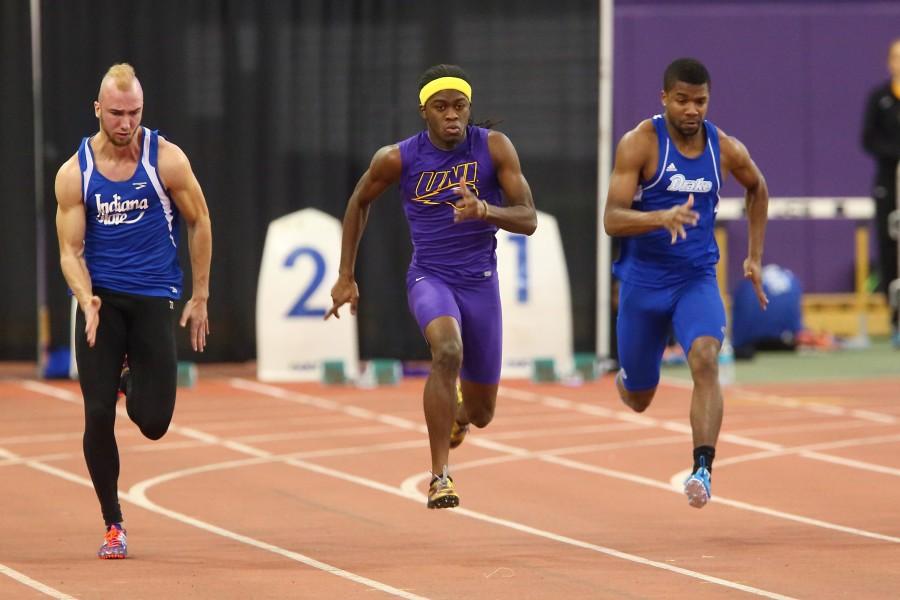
[596,0,614,359]
[31,0,48,377]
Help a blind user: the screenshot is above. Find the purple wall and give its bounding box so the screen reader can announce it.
[722,219,878,294]
[614,1,900,197]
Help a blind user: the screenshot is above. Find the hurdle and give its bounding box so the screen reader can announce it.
[715,197,891,341]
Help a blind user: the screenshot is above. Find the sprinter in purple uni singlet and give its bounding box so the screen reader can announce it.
[326,64,536,509]
[604,58,769,509]
[55,63,212,556]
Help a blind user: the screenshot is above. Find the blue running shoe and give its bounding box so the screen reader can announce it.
[683,458,712,509]
[98,523,127,559]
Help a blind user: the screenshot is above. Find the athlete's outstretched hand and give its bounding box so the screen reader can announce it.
[453,174,487,223]
[743,257,769,310]
[180,297,210,352]
[661,193,700,244]
[326,276,359,320]
[81,295,102,348]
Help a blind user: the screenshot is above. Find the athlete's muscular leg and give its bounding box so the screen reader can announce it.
[615,374,657,413]
[76,293,128,525]
[614,280,671,413]
[125,295,177,440]
[686,336,723,447]
[458,379,497,428]
[423,316,463,474]
[454,275,502,429]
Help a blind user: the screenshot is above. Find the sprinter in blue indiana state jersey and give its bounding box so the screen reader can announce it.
[604,58,769,509]
[55,63,212,557]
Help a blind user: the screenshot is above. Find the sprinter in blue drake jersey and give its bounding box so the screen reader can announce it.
[604,58,768,509]
[55,63,212,557]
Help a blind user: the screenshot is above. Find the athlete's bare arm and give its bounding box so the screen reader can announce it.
[453,131,536,235]
[719,129,769,309]
[55,155,103,347]
[157,139,212,351]
[326,145,402,320]
[603,120,700,244]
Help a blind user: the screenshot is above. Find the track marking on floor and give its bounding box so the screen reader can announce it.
[13,382,429,600]
[0,563,78,600]
[232,380,900,544]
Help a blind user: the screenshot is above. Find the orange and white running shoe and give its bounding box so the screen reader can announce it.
[98,523,127,559]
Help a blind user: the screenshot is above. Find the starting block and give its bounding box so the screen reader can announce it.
[531,357,558,382]
[573,353,599,382]
[177,361,197,388]
[322,360,348,385]
[357,359,402,387]
[371,359,402,385]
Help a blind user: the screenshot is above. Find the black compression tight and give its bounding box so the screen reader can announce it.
[75,289,178,526]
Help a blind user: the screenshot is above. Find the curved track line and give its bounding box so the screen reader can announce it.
[16,381,801,598]
[7,385,431,600]
[15,378,899,600]
[146,445,798,600]
[1,442,429,600]
[233,379,900,544]
[0,563,78,600]
[396,470,798,600]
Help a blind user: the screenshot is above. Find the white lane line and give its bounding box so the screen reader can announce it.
[730,419,886,437]
[659,376,898,424]
[0,440,212,469]
[0,441,429,600]
[13,382,430,600]
[1,452,74,467]
[0,432,84,445]
[231,380,900,545]
[851,409,897,424]
[231,379,424,432]
[428,432,900,546]
[16,380,802,597]
[234,425,399,444]
[498,387,783,451]
[396,471,796,600]
[19,381,83,405]
[484,422,645,441]
[15,382,900,597]
[540,434,691,457]
[712,434,900,476]
[0,563,78,600]
[501,386,900,480]
[130,434,799,600]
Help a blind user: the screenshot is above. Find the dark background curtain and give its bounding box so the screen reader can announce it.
[2,0,598,363]
[1,1,37,359]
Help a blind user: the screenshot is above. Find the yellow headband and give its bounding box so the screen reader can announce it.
[418,77,472,106]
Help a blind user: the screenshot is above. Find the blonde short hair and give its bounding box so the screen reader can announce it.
[99,63,137,97]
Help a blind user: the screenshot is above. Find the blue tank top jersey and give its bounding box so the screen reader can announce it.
[78,127,183,298]
[398,125,503,281]
[612,115,722,287]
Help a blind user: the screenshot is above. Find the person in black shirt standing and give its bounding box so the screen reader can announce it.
[862,38,900,347]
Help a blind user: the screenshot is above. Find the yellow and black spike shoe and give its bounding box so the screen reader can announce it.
[427,467,460,509]
[449,383,469,449]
